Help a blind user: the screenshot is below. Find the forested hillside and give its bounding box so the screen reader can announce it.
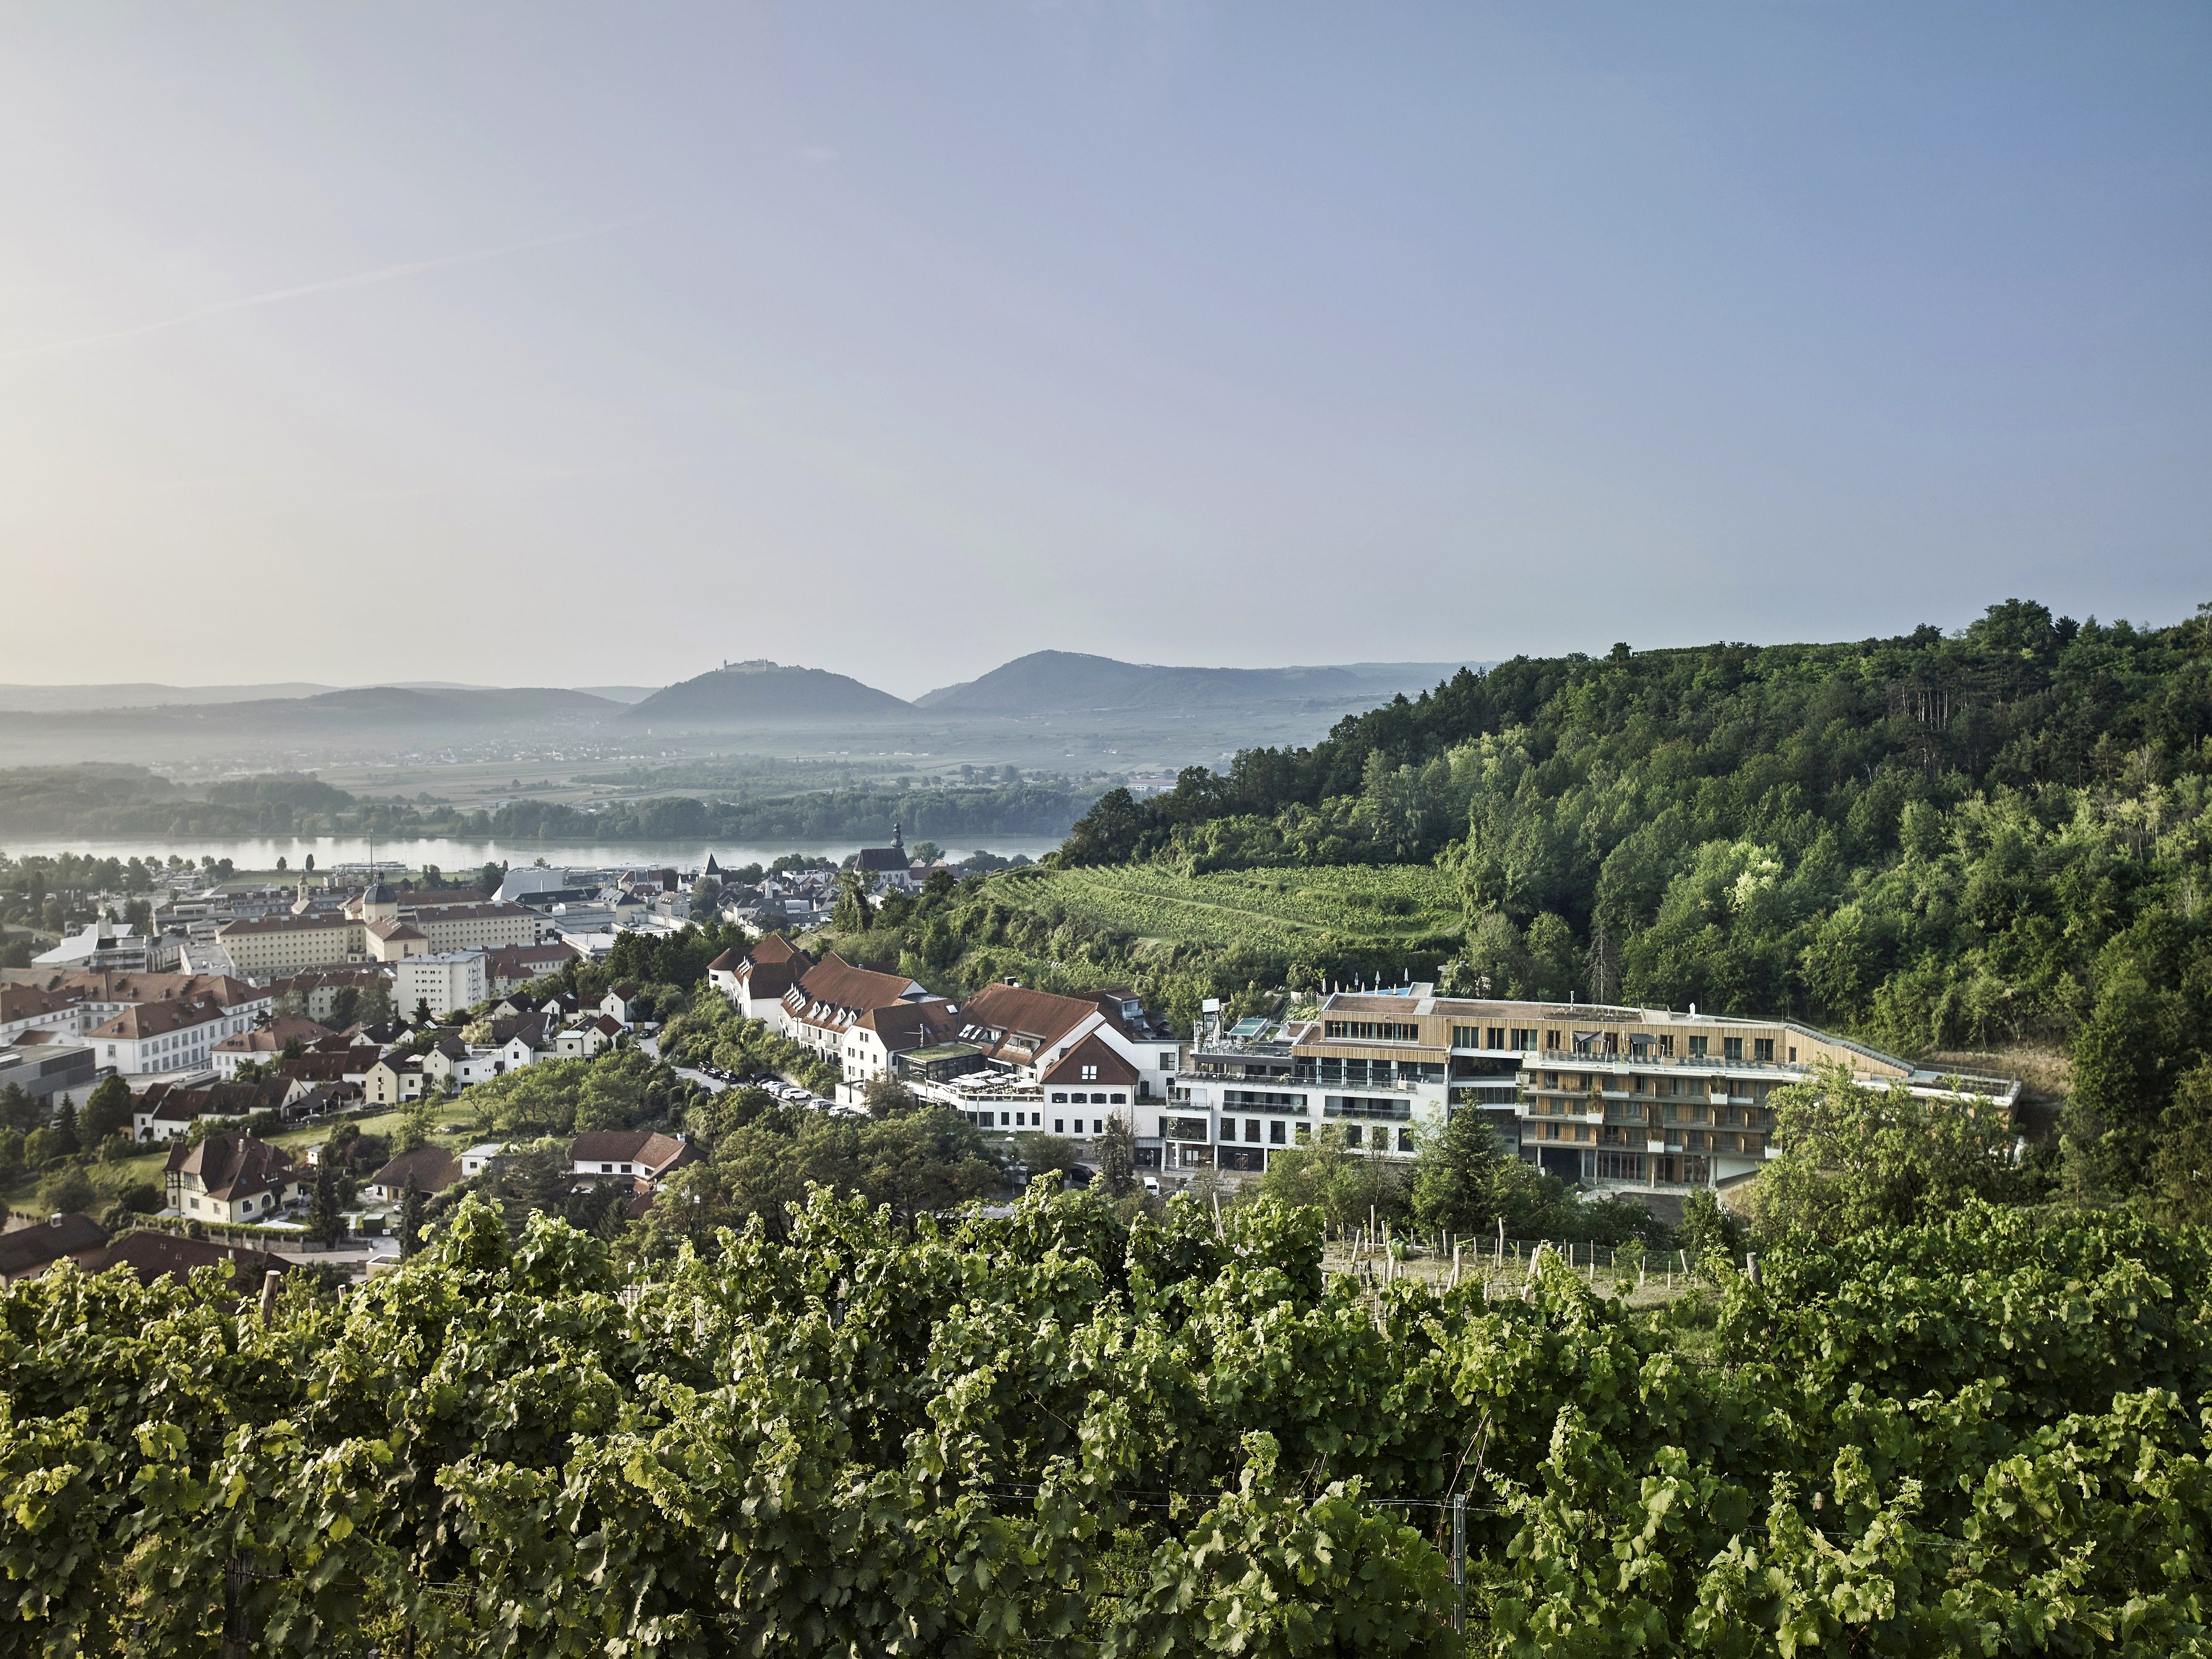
[1057,600,2212,1195]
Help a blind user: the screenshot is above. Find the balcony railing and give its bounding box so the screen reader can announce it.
[1323,1098,1414,1123]
[1533,1049,1807,1073]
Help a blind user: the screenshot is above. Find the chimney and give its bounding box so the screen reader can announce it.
[48,1213,62,1228]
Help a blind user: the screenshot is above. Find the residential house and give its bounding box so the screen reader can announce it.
[489,1012,555,1073]
[600,983,643,1027]
[362,1054,428,1107]
[131,1078,298,1142]
[556,1015,623,1059]
[75,1230,294,1290]
[165,1134,306,1223]
[458,1142,514,1178]
[363,1145,462,1204]
[0,1213,111,1283]
[568,1129,702,1187]
[276,1048,377,1091]
[710,934,812,1030]
[212,1015,338,1078]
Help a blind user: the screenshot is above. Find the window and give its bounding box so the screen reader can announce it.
[1322,1020,1421,1042]
[1269,1121,1285,1144]
[601,1163,613,1173]
[1753,1038,1773,1063]
[1050,1091,1067,1103]
[1053,1119,1064,1134]
[1345,1125,1363,1147]
[1080,1064,1097,1081]
[1093,1119,1103,1134]
[1109,1092,1126,1105]
[1159,1051,1175,1071]
[1788,1046,1797,1063]
[1723,1037,1744,1062]
[1545,1029,1561,1049]
[1245,1119,1260,1142]
[1295,1122,1310,1141]
[1688,1036,1708,1058]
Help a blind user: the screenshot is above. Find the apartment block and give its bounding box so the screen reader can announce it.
[1166,988,2018,1195]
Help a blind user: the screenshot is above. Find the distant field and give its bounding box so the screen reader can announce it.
[1023,863,1464,955]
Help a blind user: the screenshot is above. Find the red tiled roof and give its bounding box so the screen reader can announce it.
[165,1134,298,1201]
[1041,1032,1139,1088]
[215,1015,335,1054]
[956,982,1102,1056]
[568,1130,700,1176]
[853,1001,960,1051]
[76,1230,292,1288]
[88,996,228,1041]
[785,953,921,1028]
[0,1213,109,1278]
[219,912,357,936]
[368,1145,462,1192]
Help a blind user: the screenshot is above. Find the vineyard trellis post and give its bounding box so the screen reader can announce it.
[1451,1492,1466,1632]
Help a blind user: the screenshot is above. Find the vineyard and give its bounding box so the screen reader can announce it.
[2,1183,2206,1655]
[1005,862,1463,962]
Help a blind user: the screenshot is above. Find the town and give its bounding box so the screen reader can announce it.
[0,816,2021,1288]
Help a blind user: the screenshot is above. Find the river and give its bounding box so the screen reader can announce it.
[0,833,1068,873]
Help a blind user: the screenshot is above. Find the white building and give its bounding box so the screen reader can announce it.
[392,950,488,1020]
[33,919,155,972]
[87,994,246,1076]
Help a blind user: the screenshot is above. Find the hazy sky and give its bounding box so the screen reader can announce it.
[0,4,2205,698]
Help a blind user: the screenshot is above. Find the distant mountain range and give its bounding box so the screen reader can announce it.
[0,681,658,713]
[915,652,1487,714]
[0,686,620,736]
[0,657,1489,764]
[623,663,914,726]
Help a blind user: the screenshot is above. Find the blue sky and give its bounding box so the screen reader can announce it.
[0,3,2203,695]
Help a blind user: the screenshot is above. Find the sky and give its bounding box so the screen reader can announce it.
[0,2,2205,699]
